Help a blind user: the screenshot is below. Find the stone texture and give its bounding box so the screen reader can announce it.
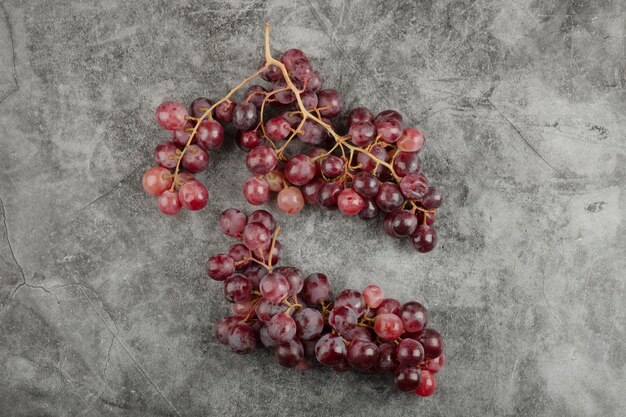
[0,0,624,416]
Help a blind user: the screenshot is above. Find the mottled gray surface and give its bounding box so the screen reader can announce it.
[0,0,624,416]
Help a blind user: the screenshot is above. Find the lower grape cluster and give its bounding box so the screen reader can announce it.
[207,208,445,396]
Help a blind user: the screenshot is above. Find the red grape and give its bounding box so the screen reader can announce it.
[246,145,278,175]
[178,180,208,211]
[398,127,425,152]
[243,177,270,205]
[374,313,403,341]
[181,145,209,173]
[337,188,366,215]
[156,101,188,131]
[157,190,182,215]
[242,222,271,251]
[277,186,305,214]
[415,370,437,397]
[142,166,172,196]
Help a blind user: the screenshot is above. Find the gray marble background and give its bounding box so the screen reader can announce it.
[0,0,625,416]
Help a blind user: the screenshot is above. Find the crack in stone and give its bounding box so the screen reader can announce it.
[487,98,561,175]
[76,166,140,215]
[0,0,19,105]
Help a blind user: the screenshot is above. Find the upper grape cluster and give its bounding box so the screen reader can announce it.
[208,208,445,396]
[142,24,444,252]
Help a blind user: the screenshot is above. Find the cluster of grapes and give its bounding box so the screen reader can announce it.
[207,208,445,396]
[141,25,444,252]
[141,98,224,214]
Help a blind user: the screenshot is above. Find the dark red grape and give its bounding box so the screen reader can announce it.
[316,89,343,118]
[318,182,342,209]
[393,365,422,392]
[214,100,236,123]
[280,48,307,71]
[215,316,238,345]
[357,198,380,220]
[156,101,188,131]
[396,338,425,367]
[348,107,374,125]
[242,222,271,251]
[284,155,316,186]
[189,97,214,118]
[392,151,422,177]
[294,308,324,340]
[154,141,179,170]
[246,145,278,175]
[315,334,346,366]
[275,338,304,368]
[420,187,446,209]
[266,116,291,141]
[228,323,257,354]
[178,180,208,211]
[181,145,209,173]
[196,120,224,150]
[223,274,252,303]
[245,85,267,108]
[400,173,429,200]
[232,102,258,131]
[415,329,443,359]
[347,340,379,372]
[349,121,377,147]
[301,273,331,305]
[410,224,437,253]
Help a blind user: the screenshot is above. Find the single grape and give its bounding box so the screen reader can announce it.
[244,84,267,108]
[246,145,278,175]
[396,338,425,367]
[377,118,403,143]
[357,198,380,220]
[410,224,437,253]
[172,120,194,148]
[228,323,257,354]
[228,243,250,269]
[214,100,236,123]
[297,119,325,145]
[301,273,331,305]
[351,172,379,198]
[280,48,307,71]
[230,300,256,319]
[154,141,179,170]
[315,334,347,366]
[334,289,366,316]
[260,62,282,82]
[277,186,305,214]
[219,208,248,238]
[189,97,214,118]
[243,264,267,287]
[349,121,377,147]
[374,313,404,341]
[423,353,445,373]
[142,166,172,196]
[196,120,224,150]
[416,370,437,397]
[255,297,288,323]
[304,70,323,92]
[274,266,304,295]
[157,190,182,215]
[275,338,304,368]
[420,187,446,209]
[273,79,297,105]
[292,57,313,82]
[400,173,429,200]
[214,316,238,345]
[242,222,271,250]
[248,210,275,232]
[415,329,443,359]
[232,102,258,131]
[181,145,209,173]
[302,178,324,205]
[178,180,208,211]
[328,306,358,333]
[376,298,401,316]
[337,188,366,216]
[259,272,290,303]
[374,109,403,125]
[392,151,422,177]
[388,210,418,237]
[320,155,343,178]
[243,177,270,205]
[300,91,318,110]
[377,343,398,372]
[294,308,324,340]
[284,155,316,186]
[264,169,285,192]
[223,274,252,303]
[400,302,429,333]
[206,254,235,281]
[398,127,425,152]
[347,340,379,372]
[155,101,188,131]
[267,312,297,343]
[259,325,276,348]
[394,366,422,392]
[265,116,292,141]
[376,182,404,212]
[362,285,384,308]
[316,89,344,118]
[348,107,374,125]
[318,182,342,209]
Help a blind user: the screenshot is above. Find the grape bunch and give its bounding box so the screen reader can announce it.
[141,24,444,252]
[141,98,222,215]
[207,208,445,397]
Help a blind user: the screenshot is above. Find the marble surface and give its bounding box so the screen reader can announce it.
[0,0,625,416]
